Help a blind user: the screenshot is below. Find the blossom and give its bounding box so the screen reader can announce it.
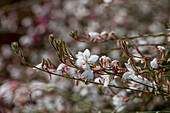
[112,95,123,106]
[104,0,112,3]
[88,32,99,39]
[128,76,153,92]
[150,58,158,69]
[99,55,110,68]
[111,60,119,68]
[81,70,94,81]
[112,91,126,112]
[33,63,47,70]
[132,49,143,63]
[94,74,110,87]
[103,75,110,87]
[100,31,108,36]
[157,46,165,52]
[76,49,99,70]
[122,63,136,79]
[55,63,67,75]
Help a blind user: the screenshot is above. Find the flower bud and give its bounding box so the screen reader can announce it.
[157,46,165,53]
[99,56,110,68]
[111,60,119,68]
[49,34,54,43]
[69,30,78,38]
[11,42,18,51]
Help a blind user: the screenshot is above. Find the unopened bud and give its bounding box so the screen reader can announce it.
[121,40,127,48]
[69,30,78,38]
[49,34,55,43]
[57,40,63,48]
[99,56,110,68]
[11,42,18,51]
[111,60,119,68]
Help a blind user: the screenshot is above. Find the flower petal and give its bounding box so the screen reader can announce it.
[150,58,158,69]
[81,70,94,81]
[125,63,134,72]
[157,46,165,52]
[122,72,132,79]
[33,63,46,70]
[104,76,110,87]
[82,63,90,70]
[75,51,83,58]
[76,58,85,66]
[83,49,90,60]
[88,32,99,39]
[88,55,99,63]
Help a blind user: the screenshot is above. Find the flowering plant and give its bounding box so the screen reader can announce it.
[11,31,170,98]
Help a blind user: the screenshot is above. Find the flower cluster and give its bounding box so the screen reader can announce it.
[11,30,170,112]
[24,34,168,97]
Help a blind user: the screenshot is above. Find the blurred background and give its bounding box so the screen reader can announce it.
[0,0,169,112]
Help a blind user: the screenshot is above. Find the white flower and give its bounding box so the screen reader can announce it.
[122,63,135,79]
[81,70,94,81]
[104,0,112,3]
[99,55,110,68]
[111,60,119,68]
[33,63,47,70]
[104,77,110,87]
[112,90,126,106]
[76,49,99,70]
[157,46,165,52]
[88,32,99,39]
[112,95,123,106]
[95,75,110,87]
[132,49,143,63]
[100,31,108,36]
[102,75,110,87]
[110,77,120,92]
[55,63,67,75]
[129,76,153,92]
[150,58,158,69]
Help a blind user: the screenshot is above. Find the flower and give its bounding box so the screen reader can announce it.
[157,46,165,52]
[103,75,110,87]
[88,32,99,39]
[94,74,110,87]
[150,58,158,69]
[104,0,112,3]
[122,63,136,79]
[33,63,47,70]
[111,60,119,68]
[81,70,94,81]
[128,76,153,92]
[132,49,144,63]
[99,55,110,68]
[100,31,108,36]
[112,91,126,112]
[76,49,99,70]
[55,63,67,75]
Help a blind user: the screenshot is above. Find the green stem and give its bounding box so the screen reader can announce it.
[31,64,169,96]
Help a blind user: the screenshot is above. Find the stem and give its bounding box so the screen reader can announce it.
[98,43,168,55]
[77,33,170,43]
[102,69,170,95]
[31,64,169,96]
